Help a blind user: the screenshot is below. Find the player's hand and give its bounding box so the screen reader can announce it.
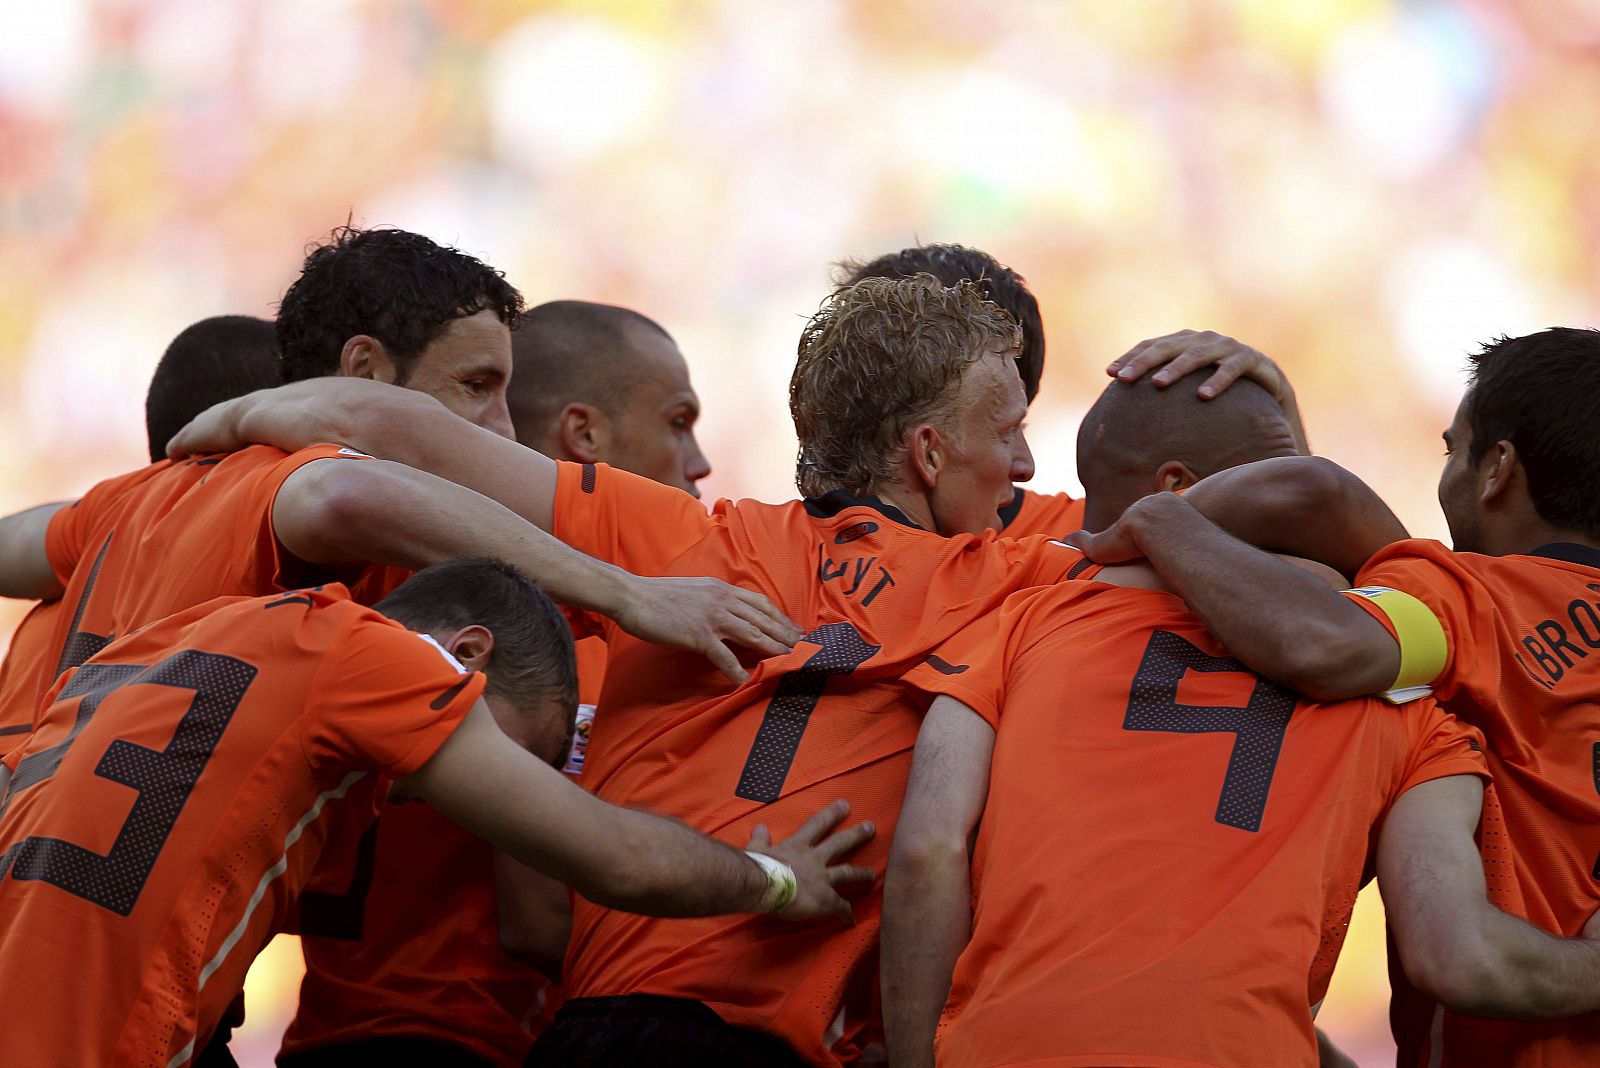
[1107,329,1290,403]
[167,394,253,457]
[1063,492,1190,564]
[614,574,803,684]
[748,800,876,924]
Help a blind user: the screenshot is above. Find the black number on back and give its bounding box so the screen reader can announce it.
[1123,630,1296,832]
[735,622,880,803]
[0,650,256,914]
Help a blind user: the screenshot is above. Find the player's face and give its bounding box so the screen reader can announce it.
[1438,393,1487,553]
[929,347,1035,536]
[399,309,516,440]
[605,333,712,497]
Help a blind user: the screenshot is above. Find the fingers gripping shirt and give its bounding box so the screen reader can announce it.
[1345,539,1600,1068]
[908,580,1487,1068]
[0,585,483,1068]
[547,461,1084,1067]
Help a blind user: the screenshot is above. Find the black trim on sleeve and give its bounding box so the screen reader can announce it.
[923,654,969,676]
[580,464,597,494]
[1066,556,1097,580]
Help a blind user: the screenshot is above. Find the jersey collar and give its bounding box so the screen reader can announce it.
[997,486,1025,529]
[1527,542,1600,570]
[803,490,924,530]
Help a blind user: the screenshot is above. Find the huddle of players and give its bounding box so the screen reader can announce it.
[0,229,1596,1068]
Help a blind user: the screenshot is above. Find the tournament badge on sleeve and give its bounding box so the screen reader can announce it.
[562,704,597,777]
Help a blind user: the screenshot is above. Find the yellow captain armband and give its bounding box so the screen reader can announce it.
[1344,586,1448,703]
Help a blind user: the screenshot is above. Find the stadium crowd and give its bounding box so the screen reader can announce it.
[0,226,1596,1068]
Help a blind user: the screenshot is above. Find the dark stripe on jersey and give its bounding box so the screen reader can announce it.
[923,654,969,676]
[0,724,30,737]
[192,458,223,467]
[1066,556,1096,580]
[1528,543,1600,570]
[802,490,922,530]
[55,532,116,677]
[581,464,597,494]
[264,594,314,609]
[430,676,473,710]
[997,486,1026,530]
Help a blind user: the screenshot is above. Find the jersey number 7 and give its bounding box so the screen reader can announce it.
[0,650,256,915]
[1123,630,1296,832]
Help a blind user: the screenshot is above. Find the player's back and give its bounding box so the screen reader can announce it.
[1348,541,1600,1066]
[550,463,1083,1066]
[929,580,1485,1068]
[0,585,481,1068]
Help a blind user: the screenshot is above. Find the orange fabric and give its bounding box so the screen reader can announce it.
[0,599,63,739]
[906,580,1487,1068]
[1346,540,1600,1067]
[548,461,1085,1067]
[279,639,610,1064]
[999,486,1086,538]
[0,585,483,1068]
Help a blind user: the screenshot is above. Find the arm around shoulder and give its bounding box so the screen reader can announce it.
[0,501,70,600]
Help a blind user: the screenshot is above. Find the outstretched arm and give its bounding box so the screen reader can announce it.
[399,701,876,921]
[0,501,70,600]
[1381,775,1600,1018]
[275,458,800,682]
[882,696,995,1068]
[1069,458,1411,700]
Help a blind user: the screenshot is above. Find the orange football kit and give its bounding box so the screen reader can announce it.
[998,486,1085,539]
[0,599,63,739]
[907,579,1487,1068]
[0,585,484,1068]
[544,461,1085,1067]
[1344,540,1600,1067]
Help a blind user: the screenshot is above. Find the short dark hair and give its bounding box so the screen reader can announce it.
[277,226,524,385]
[145,315,282,462]
[508,300,674,442]
[1466,328,1600,539]
[838,243,1045,402]
[374,557,577,716]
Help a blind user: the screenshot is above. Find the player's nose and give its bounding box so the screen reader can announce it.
[683,438,712,497]
[1011,435,1037,484]
[483,396,517,441]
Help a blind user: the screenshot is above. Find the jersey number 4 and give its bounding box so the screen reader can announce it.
[0,650,256,915]
[1124,630,1296,832]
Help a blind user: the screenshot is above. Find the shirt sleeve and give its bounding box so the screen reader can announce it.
[1394,699,1491,797]
[308,615,489,778]
[1344,539,1484,704]
[550,461,715,578]
[902,587,1066,729]
[237,445,383,593]
[43,467,158,584]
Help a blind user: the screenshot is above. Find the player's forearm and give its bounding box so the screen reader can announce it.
[1119,493,1398,699]
[0,501,69,600]
[881,835,971,1068]
[1418,907,1600,1019]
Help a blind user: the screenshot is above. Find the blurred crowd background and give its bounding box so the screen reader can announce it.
[3,1,1598,1064]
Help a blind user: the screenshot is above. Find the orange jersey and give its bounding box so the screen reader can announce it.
[909,580,1487,1068]
[998,486,1085,538]
[11,445,385,722]
[548,462,1085,1066]
[0,599,63,739]
[1345,540,1600,1067]
[0,585,484,1068]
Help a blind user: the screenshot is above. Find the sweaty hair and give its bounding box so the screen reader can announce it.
[1466,328,1600,539]
[276,226,523,385]
[145,315,282,462]
[790,276,1020,498]
[374,557,577,716]
[1076,368,1292,526]
[838,243,1045,403]
[508,300,674,443]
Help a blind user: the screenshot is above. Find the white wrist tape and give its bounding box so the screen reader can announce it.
[744,851,798,913]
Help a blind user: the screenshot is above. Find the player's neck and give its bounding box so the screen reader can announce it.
[868,483,937,533]
[1483,510,1600,558]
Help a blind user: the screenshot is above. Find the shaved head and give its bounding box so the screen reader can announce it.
[1077,368,1299,529]
[508,300,674,436]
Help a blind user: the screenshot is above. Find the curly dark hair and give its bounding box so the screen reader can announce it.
[838,243,1045,402]
[277,226,524,384]
[1467,327,1600,539]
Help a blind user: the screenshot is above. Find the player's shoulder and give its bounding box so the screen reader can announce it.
[1002,486,1085,538]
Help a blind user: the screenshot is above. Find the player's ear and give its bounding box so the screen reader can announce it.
[340,336,399,384]
[556,403,608,463]
[906,424,943,490]
[1477,439,1518,508]
[442,624,495,672]
[1155,460,1200,494]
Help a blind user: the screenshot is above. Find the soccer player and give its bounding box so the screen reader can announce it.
[882,369,1600,1067]
[0,314,281,742]
[167,276,1109,1064]
[280,300,716,1067]
[0,227,795,727]
[0,558,873,1068]
[1071,328,1600,1067]
[838,247,1309,537]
